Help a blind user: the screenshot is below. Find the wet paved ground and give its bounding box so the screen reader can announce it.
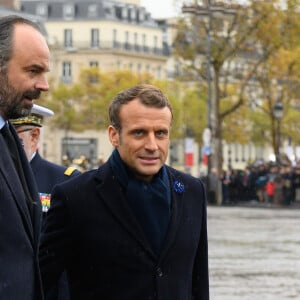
[208,205,300,300]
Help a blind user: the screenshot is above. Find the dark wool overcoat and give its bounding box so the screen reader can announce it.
[40,160,209,300]
[0,121,43,300]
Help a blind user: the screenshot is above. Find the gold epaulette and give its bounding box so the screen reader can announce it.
[64,166,77,176]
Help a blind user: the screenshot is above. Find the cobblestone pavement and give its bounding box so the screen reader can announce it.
[208,205,300,300]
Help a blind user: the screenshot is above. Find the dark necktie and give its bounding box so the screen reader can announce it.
[1,123,33,215]
[1,123,22,172]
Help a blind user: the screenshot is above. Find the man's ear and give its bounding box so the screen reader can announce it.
[108,125,119,147]
[30,127,40,140]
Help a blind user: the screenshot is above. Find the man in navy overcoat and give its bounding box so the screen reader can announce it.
[0,15,50,299]
[40,84,209,300]
[0,121,44,299]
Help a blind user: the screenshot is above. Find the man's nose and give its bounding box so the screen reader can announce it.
[35,75,49,92]
[145,133,159,151]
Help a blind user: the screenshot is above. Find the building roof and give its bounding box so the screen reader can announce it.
[20,0,158,27]
[0,5,48,35]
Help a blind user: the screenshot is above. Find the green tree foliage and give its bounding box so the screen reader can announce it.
[38,80,85,132]
[180,86,207,144]
[39,69,200,142]
[79,68,154,130]
[248,103,272,147]
[248,0,300,155]
[174,0,300,172]
[221,93,252,145]
[150,79,206,142]
[39,69,154,132]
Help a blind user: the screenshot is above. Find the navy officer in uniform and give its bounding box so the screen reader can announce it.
[11,104,81,300]
[11,104,81,214]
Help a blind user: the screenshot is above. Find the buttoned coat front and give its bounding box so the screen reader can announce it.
[0,122,43,300]
[40,161,209,300]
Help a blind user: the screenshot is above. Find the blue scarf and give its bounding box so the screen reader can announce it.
[109,149,171,255]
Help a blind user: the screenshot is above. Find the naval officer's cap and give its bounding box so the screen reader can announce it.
[10,104,54,128]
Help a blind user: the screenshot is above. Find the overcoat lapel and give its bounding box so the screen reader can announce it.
[10,124,42,245]
[95,164,156,259]
[158,169,185,260]
[1,122,41,244]
[0,134,34,244]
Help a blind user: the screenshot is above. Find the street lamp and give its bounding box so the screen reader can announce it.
[273,97,283,163]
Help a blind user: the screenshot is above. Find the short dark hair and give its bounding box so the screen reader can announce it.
[109,84,173,130]
[0,15,42,71]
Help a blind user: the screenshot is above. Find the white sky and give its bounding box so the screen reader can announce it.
[140,0,180,19]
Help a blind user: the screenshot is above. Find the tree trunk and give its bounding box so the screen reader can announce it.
[210,68,223,205]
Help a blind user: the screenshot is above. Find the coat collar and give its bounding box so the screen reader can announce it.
[95,162,185,260]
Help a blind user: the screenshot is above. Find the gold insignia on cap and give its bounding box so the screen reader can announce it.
[11,114,44,127]
[10,104,54,127]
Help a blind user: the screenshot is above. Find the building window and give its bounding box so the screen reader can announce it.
[87,4,97,18]
[153,35,158,53]
[142,34,148,53]
[134,32,139,51]
[113,29,118,48]
[121,7,128,20]
[91,28,99,48]
[36,3,48,17]
[156,66,161,79]
[90,61,99,68]
[62,61,72,83]
[64,29,73,48]
[137,63,142,73]
[129,8,136,21]
[125,31,130,50]
[89,61,99,83]
[62,138,98,168]
[63,4,75,19]
[137,7,145,22]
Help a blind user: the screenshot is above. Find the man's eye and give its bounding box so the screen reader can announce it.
[156,130,167,137]
[133,130,143,136]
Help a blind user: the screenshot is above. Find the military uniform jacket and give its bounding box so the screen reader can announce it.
[0,122,43,300]
[30,152,80,213]
[40,161,209,300]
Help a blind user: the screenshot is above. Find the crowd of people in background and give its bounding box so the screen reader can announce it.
[64,154,300,208]
[204,160,300,206]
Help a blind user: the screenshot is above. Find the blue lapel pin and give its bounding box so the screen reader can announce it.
[173,180,184,194]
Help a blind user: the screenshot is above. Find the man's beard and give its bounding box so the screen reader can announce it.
[0,72,40,120]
